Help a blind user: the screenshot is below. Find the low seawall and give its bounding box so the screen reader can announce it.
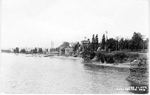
[83,62,134,72]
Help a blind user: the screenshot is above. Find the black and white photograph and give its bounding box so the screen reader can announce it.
[1,0,149,94]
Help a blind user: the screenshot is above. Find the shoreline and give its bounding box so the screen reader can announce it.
[48,55,83,60]
[2,52,149,89]
[2,52,147,69]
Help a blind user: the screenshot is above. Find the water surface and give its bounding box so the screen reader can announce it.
[1,53,132,94]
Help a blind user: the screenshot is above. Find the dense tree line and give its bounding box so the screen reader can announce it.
[5,32,148,55]
[13,47,47,54]
[91,34,99,51]
[74,32,148,60]
[102,32,149,52]
[81,32,148,62]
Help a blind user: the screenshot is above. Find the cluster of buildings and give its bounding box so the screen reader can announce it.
[58,39,91,56]
[2,38,91,57]
[59,45,73,56]
[50,39,91,56]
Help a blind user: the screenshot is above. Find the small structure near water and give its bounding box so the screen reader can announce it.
[65,47,73,56]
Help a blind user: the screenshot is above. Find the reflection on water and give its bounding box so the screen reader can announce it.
[1,53,144,94]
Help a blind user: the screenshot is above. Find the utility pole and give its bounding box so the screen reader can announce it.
[105,31,108,51]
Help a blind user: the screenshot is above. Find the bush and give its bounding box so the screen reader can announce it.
[95,51,140,64]
[90,52,96,59]
[113,51,128,63]
[96,52,105,63]
[127,53,139,62]
[104,53,114,63]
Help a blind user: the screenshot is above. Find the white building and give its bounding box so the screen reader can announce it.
[65,47,73,56]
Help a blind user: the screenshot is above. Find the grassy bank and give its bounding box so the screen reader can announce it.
[94,51,148,64]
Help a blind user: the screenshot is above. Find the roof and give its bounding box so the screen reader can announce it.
[59,45,70,49]
[81,40,90,44]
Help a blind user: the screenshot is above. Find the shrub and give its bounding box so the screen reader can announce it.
[90,52,96,59]
[113,51,128,63]
[127,53,139,62]
[96,52,105,63]
[104,53,114,63]
[95,51,140,64]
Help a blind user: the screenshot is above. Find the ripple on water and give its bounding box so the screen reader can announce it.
[1,53,133,94]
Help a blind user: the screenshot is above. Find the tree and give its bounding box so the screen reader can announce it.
[144,38,149,49]
[73,42,80,53]
[115,37,119,50]
[38,48,43,53]
[20,48,26,53]
[14,47,19,53]
[124,39,130,50]
[33,47,37,53]
[101,34,105,50]
[119,38,124,50]
[130,32,143,50]
[91,34,95,51]
[95,34,99,51]
[107,38,116,51]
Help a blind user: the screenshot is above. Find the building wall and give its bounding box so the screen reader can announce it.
[59,48,65,55]
[81,40,90,46]
[65,48,73,56]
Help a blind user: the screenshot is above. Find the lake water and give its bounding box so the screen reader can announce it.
[1,53,133,94]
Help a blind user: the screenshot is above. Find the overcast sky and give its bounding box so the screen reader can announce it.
[2,0,149,48]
